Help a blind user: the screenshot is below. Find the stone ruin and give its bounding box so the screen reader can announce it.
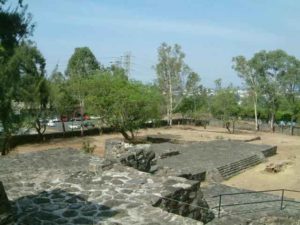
[2,135,295,225]
[105,138,277,182]
[0,148,214,225]
[104,138,300,225]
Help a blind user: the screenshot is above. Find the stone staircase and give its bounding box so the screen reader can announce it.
[217,154,262,180]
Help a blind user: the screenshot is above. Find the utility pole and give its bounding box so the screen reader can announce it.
[123,52,132,78]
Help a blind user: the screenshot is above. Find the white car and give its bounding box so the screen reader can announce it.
[47,120,55,127]
[52,117,61,122]
[68,124,81,129]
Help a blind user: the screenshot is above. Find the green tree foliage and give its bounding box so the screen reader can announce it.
[211,80,240,133]
[234,50,300,131]
[0,1,37,154]
[155,42,189,126]
[233,56,261,130]
[49,66,77,133]
[65,47,100,135]
[85,73,163,142]
[0,0,33,55]
[14,42,49,139]
[65,47,100,78]
[175,72,210,119]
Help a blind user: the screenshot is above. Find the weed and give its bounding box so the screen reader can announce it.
[81,140,96,154]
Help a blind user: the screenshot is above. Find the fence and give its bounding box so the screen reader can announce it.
[211,189,300,218]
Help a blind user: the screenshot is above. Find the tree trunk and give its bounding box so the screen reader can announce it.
[35,119,46,141]
[1,132,11,155]
[168,73,173,126]
[225,121,231,134]
[253,93,258,131]
[80,99,84,137]
[61,115,66,134]
[169,92,173,126]
[120,130,133,142]
[290,116,294,136]
[270,113,275,132]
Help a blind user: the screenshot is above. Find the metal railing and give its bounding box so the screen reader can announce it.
[211,189,300,218]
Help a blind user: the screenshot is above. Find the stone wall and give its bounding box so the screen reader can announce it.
[120,149,157,173]
[0,149,214,224]
[0,181,14,225]
[152,177,214,224]
[105,139,158,173]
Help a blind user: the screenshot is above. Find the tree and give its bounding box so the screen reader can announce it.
[185,71,201,95]
[16,42,49,139]
[49,66,77,134]
[233,56,261,130]
[85,73,163,142]
[211,80,240,133]
[251,50,293,131]
[3,42,49,140]
[175,72,210,119]
[65,47,100,135]
[155,43,189,126]
[277,55,300,134]
[233,50,300,132]
[65,47,100,77]
[0,1,35,154]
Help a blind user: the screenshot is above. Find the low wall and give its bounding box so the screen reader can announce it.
[152,178,214,224]
[261,146,277,157]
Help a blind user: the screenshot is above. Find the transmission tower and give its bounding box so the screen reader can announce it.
[123,52,131,78]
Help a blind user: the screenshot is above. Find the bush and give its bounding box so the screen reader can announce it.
[81,140,96,154]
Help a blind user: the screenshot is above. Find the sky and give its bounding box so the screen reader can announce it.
[23,0,300,87]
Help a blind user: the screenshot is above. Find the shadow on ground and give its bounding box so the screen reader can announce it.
[12,189,119,225]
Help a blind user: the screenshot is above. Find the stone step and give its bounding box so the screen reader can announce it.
[218,155,261,170]
[217,155,262,179]
[218,157,261,173]
[218,155,259,171]
[218,161,261,179]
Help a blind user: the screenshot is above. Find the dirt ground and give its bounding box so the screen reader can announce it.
[11,125,300,199]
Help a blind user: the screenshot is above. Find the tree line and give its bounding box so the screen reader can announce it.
[1,0,300,155]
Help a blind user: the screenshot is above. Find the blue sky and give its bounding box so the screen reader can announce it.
[27,0,300,87]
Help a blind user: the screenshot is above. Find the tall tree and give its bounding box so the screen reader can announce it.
[15,42,49,139]
[65,47,100,135]
[0,0,35,154]
[65,47,99,77]
[251,50,291,131]
[49,69,77,134]
[233,56,261,130]
[155,43,188,126]
[277,56,300,134]
[211,80,240,133]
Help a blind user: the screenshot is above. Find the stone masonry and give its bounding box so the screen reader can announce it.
[0,148,214,225]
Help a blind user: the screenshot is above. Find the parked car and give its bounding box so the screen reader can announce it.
[287,122,296,127]
[83,121,95,128]
[52,117,61,122]
[70,117,82,122]
[39,119,48,125]
[47,120,55,127]
[68,124,81,129]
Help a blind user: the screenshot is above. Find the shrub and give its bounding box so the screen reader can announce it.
[81,140,96,154]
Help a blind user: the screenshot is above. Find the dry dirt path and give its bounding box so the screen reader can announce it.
[11,126,256,157]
